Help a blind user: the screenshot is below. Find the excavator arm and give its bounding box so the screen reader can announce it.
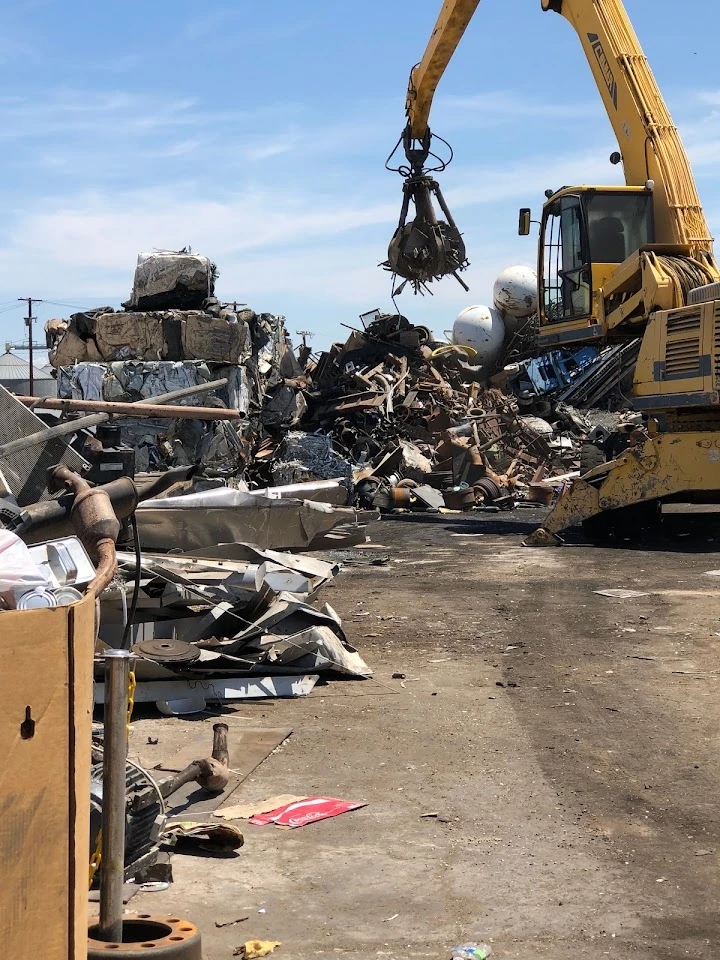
[384,0,479,292]
[389,0,714,291]
[405,0,481,141]
[541,0,710,253]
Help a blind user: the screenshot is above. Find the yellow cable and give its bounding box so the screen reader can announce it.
[90,668,136,888]
[430,343,478,360]
[126,670,136,739]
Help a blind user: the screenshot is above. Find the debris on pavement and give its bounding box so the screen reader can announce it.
[162,821,245,854]
[214,796,310,822]
[216,916,250,928]
[248,797,368,828]
[235,941,282,959]
[594,588,651,599]
[451,945,492,960]
[156,725,292,809]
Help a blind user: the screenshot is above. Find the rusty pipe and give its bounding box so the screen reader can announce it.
[194,756,230,792]
[211,723,229,767]
[0,377,231,460]
[161,757,230,799]
[161,723,231,800]
[18,395,242,422]
[87,538,118,599]
[47,465,125,597]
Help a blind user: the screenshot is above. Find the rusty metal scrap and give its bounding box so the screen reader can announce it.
[41,251,592,511]
[241,311,589,512]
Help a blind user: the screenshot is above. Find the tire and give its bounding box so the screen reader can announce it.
[580,443,605,473]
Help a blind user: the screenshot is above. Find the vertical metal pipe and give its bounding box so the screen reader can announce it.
[99,649,132,943]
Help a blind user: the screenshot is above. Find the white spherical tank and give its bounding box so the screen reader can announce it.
[451,304,506,370]
[493,265,537,318]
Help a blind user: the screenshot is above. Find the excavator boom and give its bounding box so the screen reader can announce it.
[543,0,710,253]
[405,0,481,141]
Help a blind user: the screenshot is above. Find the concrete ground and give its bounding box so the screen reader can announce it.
[125,511,720,960]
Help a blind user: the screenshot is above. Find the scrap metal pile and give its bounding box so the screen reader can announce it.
[98,542,371,715]
[45,248,302,474]
[244,310,607,512]
[42,246,621,514]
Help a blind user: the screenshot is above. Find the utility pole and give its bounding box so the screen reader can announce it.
[18,298,42,396]
[296,329,314,350]
[296,329,314,367]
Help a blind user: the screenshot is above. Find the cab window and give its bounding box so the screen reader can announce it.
[586,192,654,264]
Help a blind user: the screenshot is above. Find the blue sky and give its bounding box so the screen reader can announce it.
[1,0,720,355]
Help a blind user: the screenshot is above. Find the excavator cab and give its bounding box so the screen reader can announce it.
[521,185,655,343]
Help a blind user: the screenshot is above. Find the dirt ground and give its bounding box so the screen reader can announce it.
[125,510,720,960]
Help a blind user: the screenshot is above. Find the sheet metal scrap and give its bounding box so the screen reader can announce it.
[97,543,372,705]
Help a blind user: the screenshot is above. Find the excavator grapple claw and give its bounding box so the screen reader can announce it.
[385,174,468,294]
[384,125,469,294]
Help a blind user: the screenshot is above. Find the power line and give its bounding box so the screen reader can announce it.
[41,300,90,310]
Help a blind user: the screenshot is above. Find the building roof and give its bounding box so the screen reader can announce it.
[0,350,54,381]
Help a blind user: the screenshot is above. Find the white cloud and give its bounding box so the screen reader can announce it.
[694,90,720,107]
[183,8,236,41]
[240,133,301,162]
[0,139,612,348]
[151,140,203,159]
[1,76,719,348]
[438,90,599,121]
[0,89,293,143]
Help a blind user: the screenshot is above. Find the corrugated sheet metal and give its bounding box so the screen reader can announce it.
[0,351,54,381]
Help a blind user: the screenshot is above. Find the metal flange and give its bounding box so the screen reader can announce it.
[132,639,201,664]
[88,915,202,958]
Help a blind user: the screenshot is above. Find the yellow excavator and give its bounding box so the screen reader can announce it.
[386,0,720,545]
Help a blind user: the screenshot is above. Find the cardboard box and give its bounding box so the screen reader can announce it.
[0,593,95,959]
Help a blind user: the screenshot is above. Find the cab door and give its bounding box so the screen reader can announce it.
[540,194,591,324]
